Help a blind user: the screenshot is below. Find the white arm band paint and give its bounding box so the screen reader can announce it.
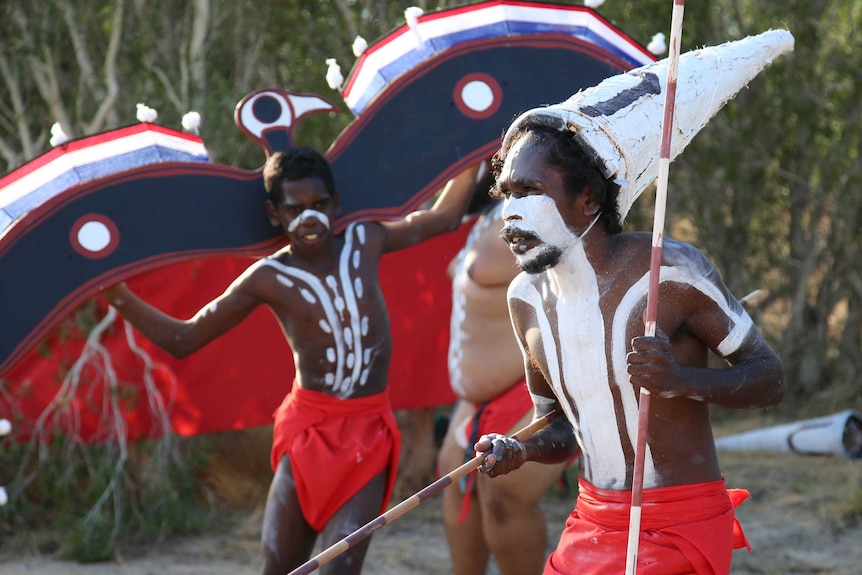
[716,312,754,357]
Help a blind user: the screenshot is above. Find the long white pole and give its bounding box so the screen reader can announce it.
[624,1,685,574]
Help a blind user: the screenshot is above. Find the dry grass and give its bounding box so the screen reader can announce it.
[2,411,862,574]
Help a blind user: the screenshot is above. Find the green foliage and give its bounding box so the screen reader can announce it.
[0,431,213,562]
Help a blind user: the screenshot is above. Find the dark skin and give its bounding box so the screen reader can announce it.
[103,162,479,575]
[475,132,785,495]
[439,199,570,575]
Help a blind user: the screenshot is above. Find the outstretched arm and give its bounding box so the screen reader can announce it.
[380,162,482,253]
[101,268,261,359]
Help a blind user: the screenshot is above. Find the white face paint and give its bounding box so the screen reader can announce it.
[502,194,579,273]
[286,209,330,233]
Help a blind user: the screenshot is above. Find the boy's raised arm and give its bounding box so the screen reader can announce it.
[380,162,482,253]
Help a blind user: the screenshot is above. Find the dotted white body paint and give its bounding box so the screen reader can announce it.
[263,223,377,397]
[286,209,330,233]
[198,301,218,318]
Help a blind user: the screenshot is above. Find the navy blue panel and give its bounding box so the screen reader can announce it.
[0,164,280,373]
[329,36,628,225]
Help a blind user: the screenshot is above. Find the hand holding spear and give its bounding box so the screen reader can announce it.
[626,1,686,574]
[287,410,559,575]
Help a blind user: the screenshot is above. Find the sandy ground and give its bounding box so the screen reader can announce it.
[2,421,862,575]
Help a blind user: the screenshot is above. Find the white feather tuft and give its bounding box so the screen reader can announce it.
[404,6,424,26]
[405,6,425,44]
[49,122,70,147]
[584,0,605,7]
[352,36,368,57]
[648,33,667,56]
[326,58,344,91]
[136,103,158,123]
[182,111,202,132]
[0,487,6,506]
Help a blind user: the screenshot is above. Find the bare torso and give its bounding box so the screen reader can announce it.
[449,205,525,404]
[510,233,754,490]
[249,222,392,398]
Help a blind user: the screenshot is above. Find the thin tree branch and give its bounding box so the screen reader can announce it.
[86,0,124,134]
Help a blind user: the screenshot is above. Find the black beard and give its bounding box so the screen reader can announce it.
[518,245,563,274]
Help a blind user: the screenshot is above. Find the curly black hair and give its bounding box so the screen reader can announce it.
[262,147,337,205]
[490,124,622,235]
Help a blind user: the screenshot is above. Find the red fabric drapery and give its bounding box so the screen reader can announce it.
[2,225,469,440]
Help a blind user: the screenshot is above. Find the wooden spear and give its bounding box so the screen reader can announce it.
[625,1,686,574]
[287,410,560,575]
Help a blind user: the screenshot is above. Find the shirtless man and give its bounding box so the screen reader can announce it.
[438,171,572,575]
[102,146,478,575]
[474,122,785,573]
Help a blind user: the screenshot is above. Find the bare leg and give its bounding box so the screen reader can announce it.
[261,456,318,575]
[394,407,439,500]
[477,410,570,575]
[438,401,491,575]
[318,470,388,575]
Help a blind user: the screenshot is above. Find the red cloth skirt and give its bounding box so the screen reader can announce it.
[270,386,400,532]
[455,380,532,520]
[544,478,751,575]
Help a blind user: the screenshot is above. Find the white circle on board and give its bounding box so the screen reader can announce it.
[77,220,112,252]
[461,80,494,112]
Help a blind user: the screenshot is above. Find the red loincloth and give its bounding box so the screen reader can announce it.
[458,379,533,451]
[544,478,751,575]
[269,386,401,532]
[454,380,562,522]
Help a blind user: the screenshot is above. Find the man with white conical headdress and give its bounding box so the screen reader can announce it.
[473,30,792,573]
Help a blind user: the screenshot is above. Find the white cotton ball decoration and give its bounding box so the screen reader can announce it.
[352,36,368,57]
[326,58,344,91]
[49,122,70,147]
[584,0,605,7]
[182,111,202,132]
[0,486,6,506]
[648,32,667,55]
[0,419,11,436]
[136,103,158,123]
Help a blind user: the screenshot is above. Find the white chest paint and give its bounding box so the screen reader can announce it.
[512,242,756,489]
[510,243,653,490]
[262,223,379,397]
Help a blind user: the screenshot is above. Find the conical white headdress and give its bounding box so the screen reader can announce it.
[502,29,795,220]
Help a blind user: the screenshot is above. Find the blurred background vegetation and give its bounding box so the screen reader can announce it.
[1,0,860,562]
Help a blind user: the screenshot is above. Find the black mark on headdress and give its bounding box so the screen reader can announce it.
[579,72,661,118]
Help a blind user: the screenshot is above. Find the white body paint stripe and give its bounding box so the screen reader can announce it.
[447,205,502,396]
[263,223,374,397]
[338,224,366,395]
[511,250,755,489]
[263,256,347,391]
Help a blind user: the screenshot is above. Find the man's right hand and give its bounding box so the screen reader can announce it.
[475,432,527,477]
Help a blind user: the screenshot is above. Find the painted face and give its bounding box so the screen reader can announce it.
[269,176,337,250]
[497,135,580,274]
